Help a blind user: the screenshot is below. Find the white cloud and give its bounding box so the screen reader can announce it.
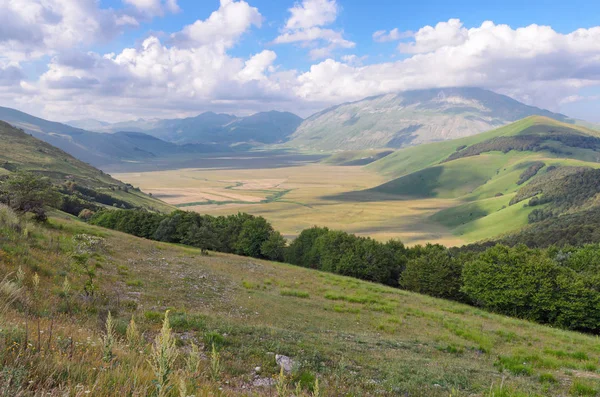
[274,0,354,60]
[285,0,338,30]
[3,12,600,122]
[293,20,600,111]
[398,19,468,53]
[16,0,285,121]
[372,28,413,43]
[237,50,277,82]
[0,0,137,62]
[123,0,180,16]
[171,0,262,48]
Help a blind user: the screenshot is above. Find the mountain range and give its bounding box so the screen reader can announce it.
[68,110,303,145]
[285,87,576,151]
[1,87,595,171]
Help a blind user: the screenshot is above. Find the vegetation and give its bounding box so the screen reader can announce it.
[4,204,600,395]
[0,121,173,214]
[90,209,286,261]
[0,171,60,221]
[91,207,600,336]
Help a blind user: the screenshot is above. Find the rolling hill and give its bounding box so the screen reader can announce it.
[331,116,600,243]
[286,87,574,151]
[0,121,173,212]
[70,110,304,145]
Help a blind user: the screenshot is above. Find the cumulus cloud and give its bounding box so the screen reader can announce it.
[3,8,600,122]
[0,0,138,62]
[18,0,287,121]
[171,0,262,49]
[290,20,600,113]
[284,0,338,30]
[274,0,354,60]
[398,19,468,53]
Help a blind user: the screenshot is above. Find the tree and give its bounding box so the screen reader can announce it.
[235,216,273,258]
[183,223,219,254]
[285,226,329,268]
[261,231,287,261]
[461,245,561,322]
[0,171,59,221]
[400,244,464,300]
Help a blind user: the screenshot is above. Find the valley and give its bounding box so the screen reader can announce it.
[114,163,466,246]
[114,116,600,246]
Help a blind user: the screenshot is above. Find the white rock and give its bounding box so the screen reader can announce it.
[276,354,295,373]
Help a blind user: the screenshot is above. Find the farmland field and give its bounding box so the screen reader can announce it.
[114,162,465,246]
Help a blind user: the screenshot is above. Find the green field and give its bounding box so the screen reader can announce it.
[2,209,600,396]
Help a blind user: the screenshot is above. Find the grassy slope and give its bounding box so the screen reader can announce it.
[3,212,600,396]
[0,121,174,213]
[364,116,600,242]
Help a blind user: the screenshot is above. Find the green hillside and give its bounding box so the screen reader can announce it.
[2,207,600,396]
[0,121,173,213]
[360,116,600,242]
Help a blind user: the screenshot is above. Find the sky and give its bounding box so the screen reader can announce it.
[1,0,600,123]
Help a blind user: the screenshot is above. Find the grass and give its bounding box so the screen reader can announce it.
[3,209,600,395]
[280,289,310,298]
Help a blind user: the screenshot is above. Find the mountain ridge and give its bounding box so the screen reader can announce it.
[68,110,304,145]
[286,87,576,151]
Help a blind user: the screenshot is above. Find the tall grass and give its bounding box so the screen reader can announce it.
[148,310,178,397]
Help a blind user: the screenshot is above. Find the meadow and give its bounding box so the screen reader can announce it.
[3,207,600,396]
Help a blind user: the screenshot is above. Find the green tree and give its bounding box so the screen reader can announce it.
[285,226,330,268]
[400,245,463,300]
[261,231,287,261]
[461,245,561,322]
[0,171,59,221]
[235,216,273,258]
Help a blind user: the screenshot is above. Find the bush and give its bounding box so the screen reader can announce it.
[0,172,60,221]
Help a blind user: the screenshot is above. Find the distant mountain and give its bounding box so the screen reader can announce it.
[0,106,228,167]
[83,111,303,145]
[65,119,111,131]
[286,87,574,151]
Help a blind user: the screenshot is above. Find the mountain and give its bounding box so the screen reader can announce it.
[81,111,303,145]
[65,118,111,131]
[0,106,227,167]
[331,116,600,243]
[0,120,173,212]
[286,87,574,151]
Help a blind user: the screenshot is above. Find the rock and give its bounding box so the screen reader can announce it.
[276,354,294,373]
[254,366,261,373]
[253,377,275,387]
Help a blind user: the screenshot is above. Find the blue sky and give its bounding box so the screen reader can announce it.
[1,0,599,122]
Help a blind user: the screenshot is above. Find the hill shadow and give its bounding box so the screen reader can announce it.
[323,166,444,202]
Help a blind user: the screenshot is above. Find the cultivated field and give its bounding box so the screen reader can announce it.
[114,163,465,246]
